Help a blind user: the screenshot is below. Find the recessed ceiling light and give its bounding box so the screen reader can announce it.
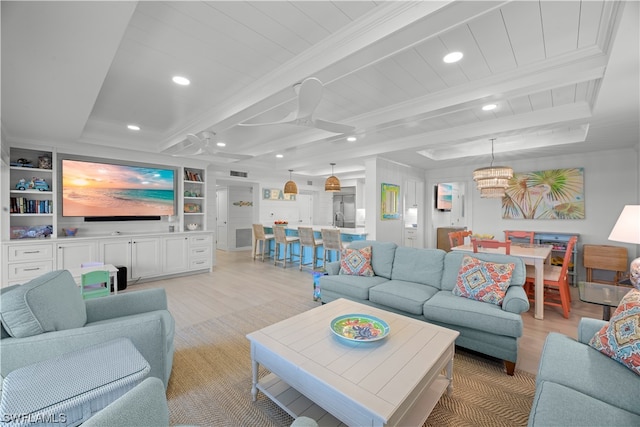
[216,142,226,147]
[482,104,497,111]
[443,51,463,63]
[172,76,190,86]
[346,136,357,142]
[127,124,140,131]
[276,154,284,158]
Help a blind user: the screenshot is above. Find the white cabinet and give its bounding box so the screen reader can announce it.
[189,233,213,270]
[100,239,132,278]
[131,237,161,279]
[2,241,55,286]
[406,180,417,208]
[100,237,162,280]
[163,235,189,274]
[404,228,418,248]
[56,241,98,269]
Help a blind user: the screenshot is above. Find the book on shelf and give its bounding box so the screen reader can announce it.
[184,169,203,182]
[10,197,52,214]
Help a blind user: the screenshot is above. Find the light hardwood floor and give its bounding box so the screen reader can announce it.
[134,249,603,376]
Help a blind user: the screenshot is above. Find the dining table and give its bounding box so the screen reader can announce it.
[451,243,553,320]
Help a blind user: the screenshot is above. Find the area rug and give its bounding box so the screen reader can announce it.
[167,300,535,426]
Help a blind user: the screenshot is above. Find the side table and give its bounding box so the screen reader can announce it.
[578,281,634,320]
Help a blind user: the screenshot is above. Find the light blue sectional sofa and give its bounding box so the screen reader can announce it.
[319,240,529,374]
[528,318,640,426]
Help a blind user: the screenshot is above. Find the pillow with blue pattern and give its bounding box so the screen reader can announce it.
[339,246,374,276]
[589,288,640,376]
[453,255,515,306]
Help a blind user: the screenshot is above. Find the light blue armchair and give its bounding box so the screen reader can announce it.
[0,270,174,388]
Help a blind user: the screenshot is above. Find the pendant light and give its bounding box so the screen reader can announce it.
[325,163,341,192]
[472,138,513,198]
[283,169,298,195]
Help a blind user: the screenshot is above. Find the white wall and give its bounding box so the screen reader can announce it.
[425,147,639,279]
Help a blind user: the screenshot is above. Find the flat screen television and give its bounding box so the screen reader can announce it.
[435,183,453,211]
[62,159,175,219]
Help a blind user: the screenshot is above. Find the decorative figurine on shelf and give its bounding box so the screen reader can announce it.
[15,177,50,191]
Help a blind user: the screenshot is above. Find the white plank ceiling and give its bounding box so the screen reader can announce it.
[2,1,638,180]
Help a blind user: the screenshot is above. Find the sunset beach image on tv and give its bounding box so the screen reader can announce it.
[62,160,175,217]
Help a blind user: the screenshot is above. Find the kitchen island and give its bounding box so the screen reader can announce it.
[263,225,367,266]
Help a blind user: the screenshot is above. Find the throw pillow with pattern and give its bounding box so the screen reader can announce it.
[339,246,374,276]
[589,288,640,376]
[453,255,515,306]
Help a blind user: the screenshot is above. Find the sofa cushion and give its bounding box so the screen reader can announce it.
[453,255,515,306]
[442,251,525,291]
[423,291,523,338]
[345,240,397,279]
[537,332,639,415]
[369,280,439,315]
[339,246,374,276]
[588,288,640,376]
[0,270,87,338]
[320,274,389,300]
[528,380,640,427]
[390,247,445,288]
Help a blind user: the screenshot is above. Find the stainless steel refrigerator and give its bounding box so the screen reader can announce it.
[333,195,355,228]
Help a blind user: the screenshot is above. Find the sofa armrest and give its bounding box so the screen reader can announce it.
[501,285,530,314]
[85,288,168,323]
[82,377,169,427]
[1,312,170,384]
[325,261,341,275]
[577,318,607,344]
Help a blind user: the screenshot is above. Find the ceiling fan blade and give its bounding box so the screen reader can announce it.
[186,133,202,145]
[296,77,323,118]
[237,111,297,127]
[313,119,355,134]
[213,152,252,160]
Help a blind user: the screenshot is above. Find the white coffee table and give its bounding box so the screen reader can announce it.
[246,298,459,426]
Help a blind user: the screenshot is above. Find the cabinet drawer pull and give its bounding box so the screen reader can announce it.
[194,249,205,253]
[194,261,205,265]
[23,250,41,254]
[23,267,41,271]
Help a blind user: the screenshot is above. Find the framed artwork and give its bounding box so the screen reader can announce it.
[436,183,453,211]
[381,183,400,220]
[502,168,584,219]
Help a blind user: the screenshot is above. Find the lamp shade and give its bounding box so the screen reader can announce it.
[608,205,640,244]
[608,205,640,289]
[325,163,341,192]
[283,170,298,195]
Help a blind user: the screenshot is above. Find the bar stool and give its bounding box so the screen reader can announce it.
[298,227,323,271]
[252,224,274,261]
[273,226,299,268]
[321,228,343,265]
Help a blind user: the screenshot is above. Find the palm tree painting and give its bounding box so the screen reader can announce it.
[502,168,584,219]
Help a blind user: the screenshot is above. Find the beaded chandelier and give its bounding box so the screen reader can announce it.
[472,139,513,198]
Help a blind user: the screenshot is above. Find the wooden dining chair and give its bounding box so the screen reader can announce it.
[298,227,323,271]
[504,231,535,244]
[252,224,274,261]
[471,238,511,254]
[524,236,578,319]
[448,230,473,248]
[273,225,299,268]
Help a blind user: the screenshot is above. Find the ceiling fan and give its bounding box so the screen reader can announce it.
[239,77,355,134]
[172,132,252,160]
